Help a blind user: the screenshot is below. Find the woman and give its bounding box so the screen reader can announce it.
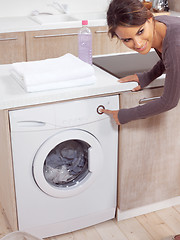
[102,0,180,128]
[102,1,180,239]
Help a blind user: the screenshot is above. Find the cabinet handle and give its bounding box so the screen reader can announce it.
[34,33,78,38]
[139,96,161,104]
[95,30,108,34]
[0,37,18,41]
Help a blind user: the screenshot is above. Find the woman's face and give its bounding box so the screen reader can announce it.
[115,18,154,54]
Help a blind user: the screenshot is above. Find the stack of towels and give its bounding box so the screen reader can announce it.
[11,53,96,93]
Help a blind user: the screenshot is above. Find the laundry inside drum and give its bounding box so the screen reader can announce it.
[43,140,90,188]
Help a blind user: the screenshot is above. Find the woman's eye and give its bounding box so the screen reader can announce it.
[138,29,144,35]
[123,38,131,43]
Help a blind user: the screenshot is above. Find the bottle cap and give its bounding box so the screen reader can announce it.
[82,20,88,25]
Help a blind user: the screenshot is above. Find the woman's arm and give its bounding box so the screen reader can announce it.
[103,42,180,125]
[137,59,165,89]
[119,59,165,91]
[118,49,180,124]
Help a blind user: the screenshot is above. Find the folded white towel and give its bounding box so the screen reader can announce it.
[11,53,96,92]
[12,70,96,92]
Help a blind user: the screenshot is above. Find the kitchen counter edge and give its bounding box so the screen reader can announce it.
[0,64,165,111]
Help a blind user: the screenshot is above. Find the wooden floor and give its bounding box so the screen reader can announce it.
[1,205,180,240]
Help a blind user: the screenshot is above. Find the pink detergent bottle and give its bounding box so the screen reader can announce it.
[78,20,92,65]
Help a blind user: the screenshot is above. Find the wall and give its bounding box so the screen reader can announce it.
[0,0,109,17]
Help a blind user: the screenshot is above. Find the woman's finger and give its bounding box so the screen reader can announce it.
[100,108,112,115]
[132,85,141,92]
[118,74,139,83]
[118,76,134,83]
[101,109,120,125]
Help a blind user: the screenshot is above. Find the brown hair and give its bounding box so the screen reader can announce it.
[107,0,153,38]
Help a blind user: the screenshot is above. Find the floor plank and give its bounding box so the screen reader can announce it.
[95,219,128,240]
[116,217,153,240]
[136,211,175,240]
[47,233,73,240]
[72,226,101,240]
[156,207,180,235]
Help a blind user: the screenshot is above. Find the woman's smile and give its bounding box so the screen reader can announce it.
[135,41,147,52]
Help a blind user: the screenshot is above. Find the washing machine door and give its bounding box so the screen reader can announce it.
[33,129,103,198]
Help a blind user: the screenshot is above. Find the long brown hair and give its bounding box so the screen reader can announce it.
[107,0,153,38]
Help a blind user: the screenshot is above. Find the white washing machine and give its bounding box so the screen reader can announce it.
[9,95,119,238]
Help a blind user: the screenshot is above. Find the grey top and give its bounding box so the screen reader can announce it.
[118,15,180,124]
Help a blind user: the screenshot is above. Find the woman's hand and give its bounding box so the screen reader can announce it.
[100,74,141,125]
[101,109,120,125]
[118,74,141,91]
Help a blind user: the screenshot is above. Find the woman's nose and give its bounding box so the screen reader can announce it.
[134,37,143,48]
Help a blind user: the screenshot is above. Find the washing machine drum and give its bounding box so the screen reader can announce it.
[33,129,103,198]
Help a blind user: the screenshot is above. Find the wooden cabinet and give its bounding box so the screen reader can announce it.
[26,28,80,61]
[26,26,130,62]
[90,26,130,55]
[117,87,180,218]
[1,26,131,64]
[0,110,17,231]
[0,32,26,64]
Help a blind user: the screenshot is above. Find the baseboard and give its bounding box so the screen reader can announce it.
[116,196,180,221]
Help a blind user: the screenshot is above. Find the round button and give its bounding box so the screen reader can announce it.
[97,105,105,114]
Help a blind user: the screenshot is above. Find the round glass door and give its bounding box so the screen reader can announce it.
[43,139,90,188]
[33,129,103,198]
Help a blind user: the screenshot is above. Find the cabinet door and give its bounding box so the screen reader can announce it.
[91,26,131,55]
[0,110,18,230]
[118,87,180,212]
[26,28,79,61]
[0,32,26,64]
